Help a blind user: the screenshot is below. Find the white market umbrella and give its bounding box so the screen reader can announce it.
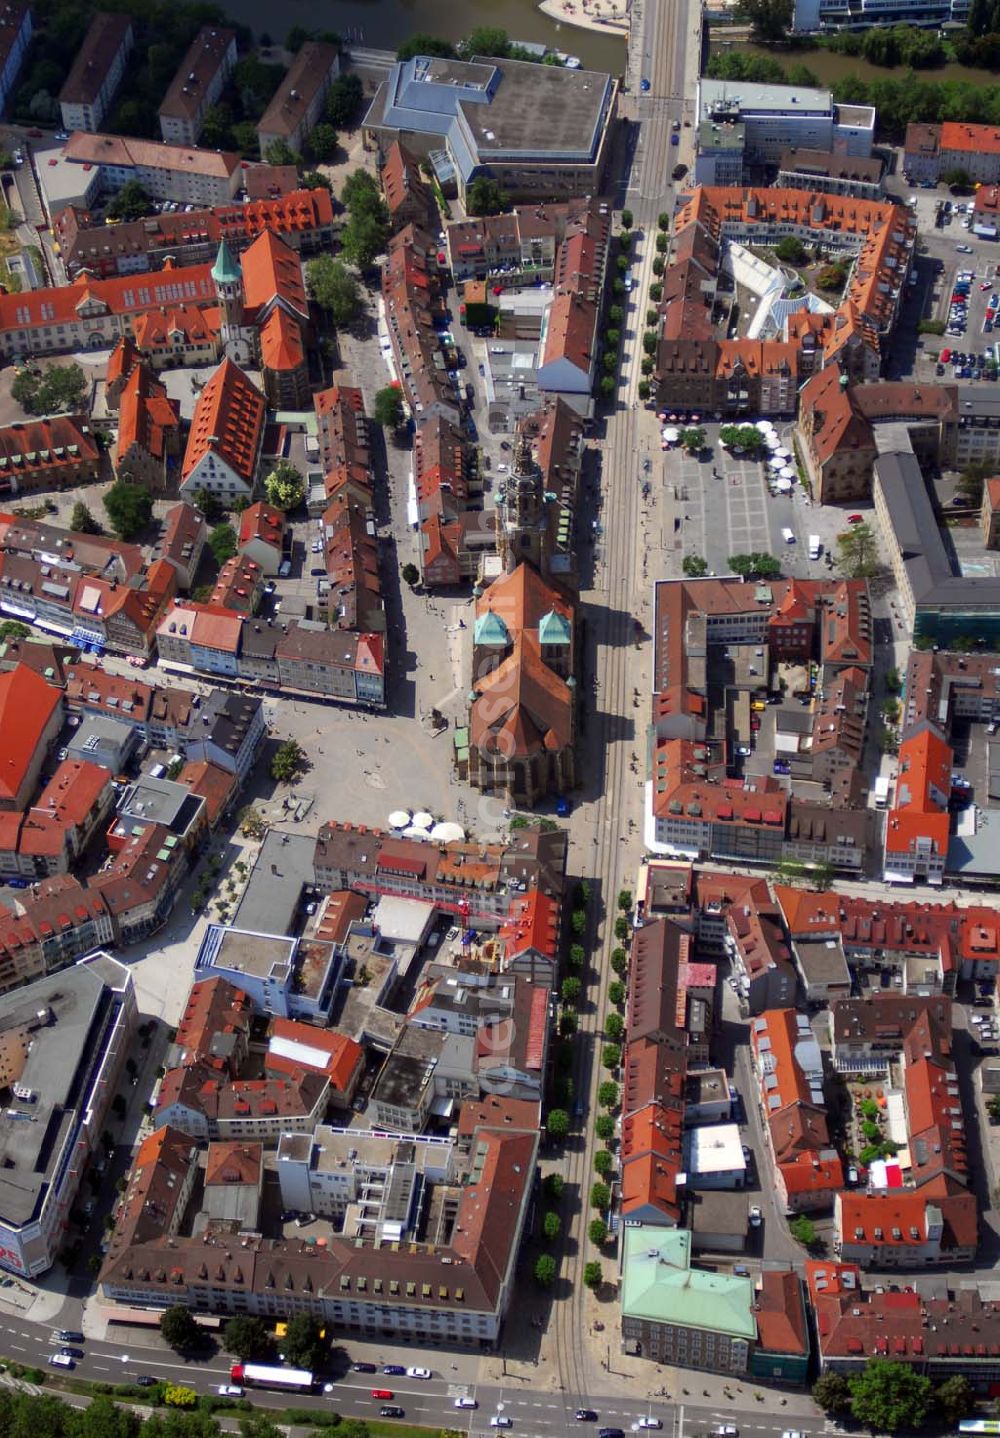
[431,821,466,842]
[755,420,775,433]
[774,447,791,461]
[412,810,434,830]
[402,825,430,840]
[777,477,793,491]
[663,427,680,442]
[766,435,781,449]
[780,466,795,480]
[768,455,784,469]
[389,810,411,829]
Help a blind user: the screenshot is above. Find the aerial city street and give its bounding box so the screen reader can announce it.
[2,0,1000,1431]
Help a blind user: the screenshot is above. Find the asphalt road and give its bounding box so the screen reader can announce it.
[0,1300,822,1435]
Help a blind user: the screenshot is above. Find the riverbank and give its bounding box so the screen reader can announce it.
[537,0,630,38]
[710,35,1000,89]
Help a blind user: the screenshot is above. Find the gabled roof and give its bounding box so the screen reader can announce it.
[0,664,61,801]
[181,359,265,484]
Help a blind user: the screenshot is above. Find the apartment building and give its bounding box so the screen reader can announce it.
[257,42,339,157]
[159,27,238,145]
[59,13,133,134]
[0,414,101,496]
[0,3,31,116]
[696,81,875,165]
[0,953,136,1276]
[61,132,242,208]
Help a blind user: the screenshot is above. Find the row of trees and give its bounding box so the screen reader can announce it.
[813,1358,974,1432]
[160,1305,326,1370]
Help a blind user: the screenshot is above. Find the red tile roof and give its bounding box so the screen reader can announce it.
[182,359,265,485]
[116,362,180,462]
[0,664,60,802]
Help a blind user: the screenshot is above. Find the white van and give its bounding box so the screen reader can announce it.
[808,534,821,559]
[48,1353,74,1368]
[455,1398,478,1409]
[781,527,795,544]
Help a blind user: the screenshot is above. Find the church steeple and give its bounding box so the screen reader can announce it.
[498,433,547,574]
[211,240,251,364]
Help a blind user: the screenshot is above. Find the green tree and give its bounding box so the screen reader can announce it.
[208,523,238,565]
[642,331,658,356]
[341,209,389,268]
[69,501,101,534]
[681,426,706,453]
[595,1114,614,1141]
[467,176,508,216]
[305,255,361,326]
[282,1313,326,1371]
[774,235,807,264]
[223,1315,271,1361]
[0,621,30,641]
[543,1209,561,1243]
[657,212,670,230]
[789,1214,817,1246]
[459,26,511,57]
[373,386,405,428]
[593,1149,613,1177]
[610,949,628,975]
[590,1181,611,1209]
[617,889,633,912]
[264,459,305,512]
[104,480,153,540]
[944,167,973,189]
[396,33,456,60]
[401,562,419,586]
[601,1043,621,1069]
[613,916,630,942]
[107,180,152,222]
[935,1376,975,1424]
[160,1305,201,1352]
[836,521,879,579]
[546,1108,569,1141]
[306,122,338,163]
[561,976,582,1005]
[571,910,587,937]
[737,0,794,41]
[987,1093,1000,1122]
[598,1080,618,1108]
[271,739,306,783]
[605,1013,624,1041]
[812,1373,852,1415]
[543,1173,564,1203]
[848,1358,931,1434]
[567,943,586,968]
[683,554,709,577]
[325,73,364,126]
[264,138,300,167]
[12,363,87,416]
[728,552,781,580]
[589,1217,609,1245]
[342,169,381,211]
[192,487,224,524]
[534,1252,557,1287]
[621,210,633,228]
[608,980,625,1006]
[162,1387,197,1409]
[583,1260,603,1290]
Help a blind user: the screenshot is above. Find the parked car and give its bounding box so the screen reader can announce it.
[406,1368,431,1380]
[217,1386,243,1397]
[353,1363,377,1373]
[380,1409,405,1419]
[576,1412,599,1422]
[749,1206,762,1227]
[382,1365,405,1376]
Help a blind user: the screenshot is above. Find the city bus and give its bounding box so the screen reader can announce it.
[957,1422,1000,1434]
[230,1363,315,1393]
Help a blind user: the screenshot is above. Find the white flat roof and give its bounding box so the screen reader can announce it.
[684,1122,746,1175]
[269,1033,331,1071]
[372,895,436,944]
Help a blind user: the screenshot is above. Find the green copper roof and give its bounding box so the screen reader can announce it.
[538,608,571,645]
[474,610,509,646]
[620,1228,756,1339]
[212,239,241,286]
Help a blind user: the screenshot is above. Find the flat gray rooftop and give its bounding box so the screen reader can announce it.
[233,828,316,937]
[203,927,295,983]
[464,58,611,160]
[0,959,125,1229]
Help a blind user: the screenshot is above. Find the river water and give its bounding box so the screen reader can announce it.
[246,0,626,73]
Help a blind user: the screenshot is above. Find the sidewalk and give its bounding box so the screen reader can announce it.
[537,0,630,34]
